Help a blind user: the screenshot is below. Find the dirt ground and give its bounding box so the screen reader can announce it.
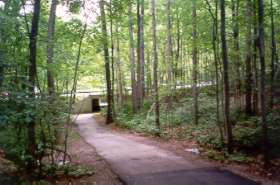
[56,126,122,185]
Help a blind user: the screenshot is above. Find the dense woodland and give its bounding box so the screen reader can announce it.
[0,0,280,183]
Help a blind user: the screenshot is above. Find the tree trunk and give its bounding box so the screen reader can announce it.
[257,0,268,166]
[140,0,145,98]
[166,0,173,89]
[151,0,160,131]
[192,0,198,125]
[100,0,113,124]
[128,0,138,113]
[109,0,116,116]
[175,9,181,86]
[46,0,58,95]
[270,0,276,110]
[63,23,87,164]
[220,0,233,154]
[231,0,241,107]
[205,0,224,143]
[137,0,145,109]
[245,0,253,115]
[146,49,152,94]
[115,20,123,106]
[27,0,41,164]
[252,0,259,114]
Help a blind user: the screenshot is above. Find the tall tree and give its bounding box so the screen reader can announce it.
[137,0,145,109]
[231,0,241,106]
[257,0,268,165]
[220,0,233,153]
[63,23,87,164]
[115,20,124,106]
[252,0,259,114]
[100,0,113,124]
[175,8,181,86]
[245,0,253,115]
[46,0,58,95]
[192,0,198,125]
[270,0,277,110]
[205,0,224,144]
[151,0,160,131]
[109,0,116,116]
[166,0,173,88]
[128,0,137,113]
[28,0,41,158]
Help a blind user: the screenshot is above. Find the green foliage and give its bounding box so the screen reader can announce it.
[233,110,280,158]
[43,164,94,178]
[0,90,68,165]
[114,100,160,135]
[205,150,225,162]
[68,0,82,14]
[227,153,253,163]
[115,92,280,162]
[205,150,252,163]
[234,120,262,151]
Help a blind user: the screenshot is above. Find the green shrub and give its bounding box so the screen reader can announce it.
[114,93,280,160]
[227,153,253,163]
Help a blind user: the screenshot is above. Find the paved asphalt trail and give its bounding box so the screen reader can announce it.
[75,114,258,185]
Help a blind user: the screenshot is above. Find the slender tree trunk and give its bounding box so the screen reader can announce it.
[140,0,145,98]
[128,1,137,113]
[28,0,41,159]
[175,9,181,86]
[146,49,152,94]
[109,0,116,116]
[252,0,259,114]
[245,0,253,115]
[166,0,173,89]
[46,0,58,95]
[220,0,233,154]
[257,0,268,166]
[63,23,87,164]
[192,0,198,125]
[214,0,223,143]
[205,0,224,143]
[115,21,123,106]
[270,0,276,110]
[180,37,184,85]
[100,0,113,124]
[231,0,241,107]
[151,0,160,131]
[137,0,145,109]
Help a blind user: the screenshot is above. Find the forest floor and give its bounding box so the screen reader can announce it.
[74,113,279,185]
[0,154,19,185]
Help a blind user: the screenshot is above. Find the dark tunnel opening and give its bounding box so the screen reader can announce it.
[92,98,101,112]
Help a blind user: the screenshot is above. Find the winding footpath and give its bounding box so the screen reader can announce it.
[75,114,258,185]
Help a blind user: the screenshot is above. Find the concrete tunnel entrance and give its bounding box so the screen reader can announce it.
[71,92,107,114]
